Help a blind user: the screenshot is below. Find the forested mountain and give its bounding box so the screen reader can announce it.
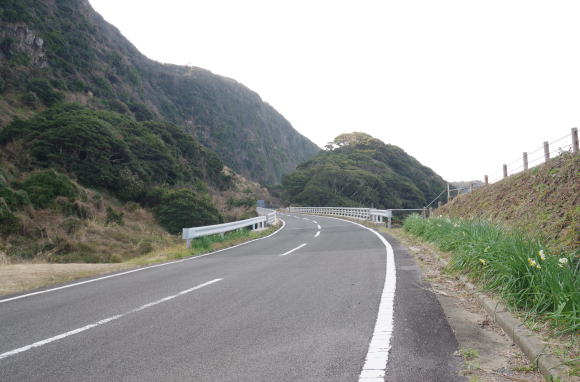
[282,133,447,209]
[0,0,319,185]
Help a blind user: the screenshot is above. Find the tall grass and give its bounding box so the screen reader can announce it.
[187,228,255,253]
[403,215,579,333]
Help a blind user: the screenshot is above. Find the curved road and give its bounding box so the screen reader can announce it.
[0,213,462,381]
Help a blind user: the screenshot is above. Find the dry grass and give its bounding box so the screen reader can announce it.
[1,185,178,263]
[0,223,281,297]
[437,152,579,253]
[0,263,133,296]
[210,167,280,221]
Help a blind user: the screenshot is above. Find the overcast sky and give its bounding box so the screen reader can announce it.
[89,0,580,182]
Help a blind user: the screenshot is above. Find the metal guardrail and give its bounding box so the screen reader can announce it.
[182,208,277,247]
[288,206,425,228]
[256,207,278,225]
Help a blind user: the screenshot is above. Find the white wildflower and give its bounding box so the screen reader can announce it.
[539,250,546,261]
[558,258,569,268]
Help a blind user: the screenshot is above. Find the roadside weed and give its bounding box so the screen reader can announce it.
[458,348,480,361]
[403,215,579,333]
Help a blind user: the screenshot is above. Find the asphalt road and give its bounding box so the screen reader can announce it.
[0,213,463,381]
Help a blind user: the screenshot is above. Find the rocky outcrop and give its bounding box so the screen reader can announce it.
[0,23,47,67]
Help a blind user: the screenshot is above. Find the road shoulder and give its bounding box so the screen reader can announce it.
[378,230,465,382]
[386,227,544,382]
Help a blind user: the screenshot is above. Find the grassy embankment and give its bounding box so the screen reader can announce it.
[400,152,578,376]
[404,215,578,334]
[406,151,579,332]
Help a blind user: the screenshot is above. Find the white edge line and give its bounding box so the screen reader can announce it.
[0,220,287,304]
[0,278,222,361]
[278,243,307,257]
[304,214,396,380]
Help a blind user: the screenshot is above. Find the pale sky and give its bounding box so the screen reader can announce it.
[89,0,580,182]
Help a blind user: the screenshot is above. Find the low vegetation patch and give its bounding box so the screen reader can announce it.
[124,223,280,266]
[403,215,579,334]
[1,223,281,296]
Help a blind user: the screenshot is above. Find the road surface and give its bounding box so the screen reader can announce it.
[0,213,463,381]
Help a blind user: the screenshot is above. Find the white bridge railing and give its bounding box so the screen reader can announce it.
[287,206,425,228]
[182,208,277,247]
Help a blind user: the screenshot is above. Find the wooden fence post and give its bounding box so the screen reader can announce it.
[503,164,507,178]
[447,183,450,202]
[523,152,528,170]
[484,175,488,185]
[573,127,579,154]
[544,141,550,162]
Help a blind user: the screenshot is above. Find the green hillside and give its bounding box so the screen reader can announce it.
[0,104,233,261]
[0,0,319,185]
[282,133,446,208]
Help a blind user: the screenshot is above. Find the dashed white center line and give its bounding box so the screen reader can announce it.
[314,231,320,238]
[0,278,222,361]
[278,243,307,257]
[317,224,321,230]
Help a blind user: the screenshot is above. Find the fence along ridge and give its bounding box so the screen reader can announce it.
[426,128,578,207]
[485,127,578,184]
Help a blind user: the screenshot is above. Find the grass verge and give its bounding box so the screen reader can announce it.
[403,215,579,335]
[127,224,280,266]
[0,223,281,296]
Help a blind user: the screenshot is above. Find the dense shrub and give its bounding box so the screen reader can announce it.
[227,196,257,208]
[153,189,221,234]
[105,206,124,226]
[0,182,30,209]
[282,133,444,209]
[18,169,78,208]
[0,105,231,200]
[27,79,65,106]
[0,199,20,236]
